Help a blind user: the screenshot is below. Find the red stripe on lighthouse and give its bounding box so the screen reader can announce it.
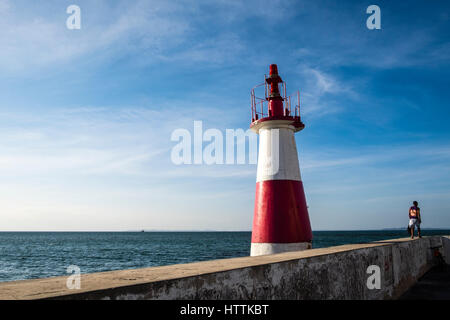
[252,180,312,243]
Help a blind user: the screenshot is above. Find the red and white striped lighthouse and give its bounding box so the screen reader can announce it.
[250,64,312,256]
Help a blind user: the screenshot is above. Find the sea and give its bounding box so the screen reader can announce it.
[1,230,449,283]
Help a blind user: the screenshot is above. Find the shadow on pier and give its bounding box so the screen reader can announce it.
[400,264,450,300]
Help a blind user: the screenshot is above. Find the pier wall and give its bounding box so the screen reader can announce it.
[1,236,448,300]
[443,236,450,264]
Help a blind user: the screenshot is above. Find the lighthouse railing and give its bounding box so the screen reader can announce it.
[251,82,301,122]
[285,90,301,118]
[251,82,268,121]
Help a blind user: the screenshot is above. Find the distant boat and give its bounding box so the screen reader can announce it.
[141,230,145,232]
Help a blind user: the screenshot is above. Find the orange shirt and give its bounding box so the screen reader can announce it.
[409,206,420,219]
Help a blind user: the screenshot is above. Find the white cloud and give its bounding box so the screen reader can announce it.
[161,33,245,65]
[0,0,190,73]
[0,0,10,13]
[0,100,253,178]
[0,108,166,177]
[302,144,450,171]
[294,65,357,118]
[0,0,296,74]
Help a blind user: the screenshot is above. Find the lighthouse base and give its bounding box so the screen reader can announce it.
[250,242,312,256]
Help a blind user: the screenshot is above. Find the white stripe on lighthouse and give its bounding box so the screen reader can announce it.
[256,124,301,182]
[251,242,312,256]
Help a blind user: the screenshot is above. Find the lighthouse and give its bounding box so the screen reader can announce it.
[250,64,312,256]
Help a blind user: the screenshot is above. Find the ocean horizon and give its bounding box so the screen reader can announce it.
[1,229,449,283]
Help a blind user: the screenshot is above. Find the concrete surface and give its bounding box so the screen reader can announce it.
[0,236,448,300]
[442,236,450,264]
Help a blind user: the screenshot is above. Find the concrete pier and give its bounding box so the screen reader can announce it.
[0,236,448,300]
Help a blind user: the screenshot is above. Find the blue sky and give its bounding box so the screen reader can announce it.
[0,0,449,231]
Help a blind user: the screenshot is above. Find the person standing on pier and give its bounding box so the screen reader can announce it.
[408,201,421,239]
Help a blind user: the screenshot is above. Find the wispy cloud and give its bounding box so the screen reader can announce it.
[0,0,298,75]
[294,65,357,117]
[303,143,450,171]
[0,101,255,178]
[0,0,190,73]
